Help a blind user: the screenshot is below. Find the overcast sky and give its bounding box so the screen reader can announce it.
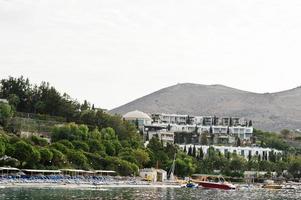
[1,0,301,109]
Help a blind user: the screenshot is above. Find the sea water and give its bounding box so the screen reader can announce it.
[0,187,300,200]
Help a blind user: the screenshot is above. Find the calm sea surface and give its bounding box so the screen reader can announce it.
[0,187,300,200]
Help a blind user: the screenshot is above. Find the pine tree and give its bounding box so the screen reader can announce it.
[194,125,198,134]
[192,145,196,157]
[237,137,241,147]
[248,151,252,161]
[167,124,171,131]
[269,151,276,162]
[199,148,204,160]
[81,100,90,111]
[201,132,208,145]
[135,118,139,129]
[226,152,230,160]
[209,126,213,134]
[229,117,233,126]
[188,146,192,156]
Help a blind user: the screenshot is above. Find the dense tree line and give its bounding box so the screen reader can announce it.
[0,124,142,176]
[0,76,142,147]
[0,76,82,119]
[0,123,197,177]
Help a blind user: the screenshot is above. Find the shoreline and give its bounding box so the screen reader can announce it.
[0,182,181,189]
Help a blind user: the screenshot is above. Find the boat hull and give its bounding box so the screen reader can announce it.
[197,181,236,190]
[262,184,282,189]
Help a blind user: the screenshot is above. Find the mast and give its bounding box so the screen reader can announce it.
[168,153,176,181]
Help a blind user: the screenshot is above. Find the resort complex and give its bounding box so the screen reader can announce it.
[123,110,286,164]
[123,110,254,146]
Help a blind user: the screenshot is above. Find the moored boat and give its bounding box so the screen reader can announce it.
[262,180,282,190]
[191,174,236,190]
[262,184,282,189]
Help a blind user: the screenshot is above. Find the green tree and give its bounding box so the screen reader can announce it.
[31,135,48,146]
[87,139,105,153]
[288,158,301,178]
[104,156,139,176]
[13,141,40,167]
[72,140,89,152]
[183,145,187,153]
[81,100,90,111]
[58,140,74,149]
[199,148,204,160]
[90,128,102,140]
[188,146,192,156]
[246,157,259,171]
[259,160,273,172]
[274,160,287,175]
[50,149,66,167]
[280,129,291,140]
[67,150,88,169]
[133,148,150,168]
[39,148,53,165]
[34,101,45,114]
[0,76,31,112]
[50,142,69,154]
[201,132,208,145]
[192,145,196,157]
[175,152,197,177]
[230,155,246,172]
[0,141,5,157]
[0,102,13,128]
[103,140,116,156]
[236,137,241,147]
[7,94,20,110]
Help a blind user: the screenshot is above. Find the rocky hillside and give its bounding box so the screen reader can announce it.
[110,83,301,131]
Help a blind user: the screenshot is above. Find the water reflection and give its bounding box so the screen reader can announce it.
[0,187,300,200]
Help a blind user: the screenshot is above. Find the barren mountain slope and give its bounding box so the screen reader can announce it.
[110,83,301,131]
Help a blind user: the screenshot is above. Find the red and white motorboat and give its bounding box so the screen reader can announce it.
[191,174,236,190]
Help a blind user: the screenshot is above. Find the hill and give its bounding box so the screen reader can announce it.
[110,83,301,131]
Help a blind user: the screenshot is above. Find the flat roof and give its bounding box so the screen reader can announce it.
[94,170,116,173]
[0,168,117,174]
[22,169,61,173]
[60,169,86,172]
[0,167,20,171]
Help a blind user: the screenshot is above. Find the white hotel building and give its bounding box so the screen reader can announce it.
[179,145,282,161]
[124,111,254,145]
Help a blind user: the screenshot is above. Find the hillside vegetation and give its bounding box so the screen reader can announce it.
[0,76,300,179]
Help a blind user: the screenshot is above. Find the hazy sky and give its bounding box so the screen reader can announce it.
[1,0,301,109]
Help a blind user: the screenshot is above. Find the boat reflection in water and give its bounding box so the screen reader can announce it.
[191,174,236,190]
